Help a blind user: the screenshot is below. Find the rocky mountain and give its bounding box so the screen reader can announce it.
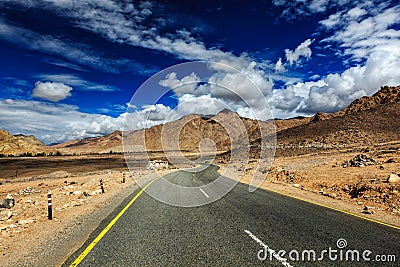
[45,85,400,156]
[268,85,400,156]
[51,130,122,154]
[54,109,273,154]
[0,129,50,156]
[337,85,400,115]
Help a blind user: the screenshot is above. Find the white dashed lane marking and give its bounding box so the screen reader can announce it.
[245,229,293,267]
[199,188,210,198]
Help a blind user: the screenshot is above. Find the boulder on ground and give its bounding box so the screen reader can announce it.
[342,154,377,167]
[387,173,400,183]
[0,195,14,209]
[91,189,103,195]
[0,210,12,221]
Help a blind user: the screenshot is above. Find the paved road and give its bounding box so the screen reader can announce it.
[64,165,399,266]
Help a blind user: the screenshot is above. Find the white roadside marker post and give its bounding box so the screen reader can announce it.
[47,193,52,220]
[100,179,105,194]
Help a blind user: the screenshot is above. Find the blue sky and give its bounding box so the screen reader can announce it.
[0,0,399,144]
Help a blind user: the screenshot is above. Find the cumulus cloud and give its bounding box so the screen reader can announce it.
[267,2,400,118]
[159,72,202,97]
[32,81,72,102]
[270,45,400,115]
[285,39,313,66]
[158,62,274,121]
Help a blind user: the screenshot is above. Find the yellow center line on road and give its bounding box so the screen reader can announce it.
[262,186,400,231]
[69,177,159,267]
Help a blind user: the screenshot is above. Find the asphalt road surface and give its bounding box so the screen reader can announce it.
[64,165,399,266]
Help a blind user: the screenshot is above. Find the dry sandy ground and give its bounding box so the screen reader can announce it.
[0,168,148,266]
[232,150,400,228]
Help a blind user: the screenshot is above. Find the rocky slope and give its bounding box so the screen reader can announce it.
[271,85,400,156]
[52,130,122,154]
[14,134,45,147]
[0,129,50,156]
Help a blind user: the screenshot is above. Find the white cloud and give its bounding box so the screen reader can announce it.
[309,74,321,80]
[347,6,367,19]
[175,94,227,117]
[266,2,400,118]
[0,0,251,69]
[35,74,119,92]
[272,0,353,19]
[322,4,400,62]
[0,17,154,75]
[270,45,400,115]
[157,62,274,121]
[159,72,202,97]
[274,58,286,72]
[285,39,313,66]
[32,81,72,102]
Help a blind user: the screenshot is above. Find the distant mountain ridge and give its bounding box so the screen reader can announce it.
[1,85,398,156]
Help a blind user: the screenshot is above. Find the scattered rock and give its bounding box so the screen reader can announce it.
[386,158,397,163]
[72,190,82,196]
[362,206,374,214]
[0,195,14,209]
[91,189,103,195]
[64,185,75,190]
[18,218,35,225]
[19,187,40,195]
[0,210,12,221]
[342,154,377,168]
[328,193,337,198]
[387,173,400,184]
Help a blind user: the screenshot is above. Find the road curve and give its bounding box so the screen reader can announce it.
[63,165,399,266]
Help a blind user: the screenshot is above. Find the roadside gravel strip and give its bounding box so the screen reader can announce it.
[16,180,139,267]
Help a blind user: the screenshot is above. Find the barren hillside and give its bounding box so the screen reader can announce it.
[270,85,400,156]
[52,130,122,154]
[0,129,51,156]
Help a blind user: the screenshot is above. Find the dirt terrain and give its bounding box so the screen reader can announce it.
[235,143,400,227]
[0,162,156,266]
